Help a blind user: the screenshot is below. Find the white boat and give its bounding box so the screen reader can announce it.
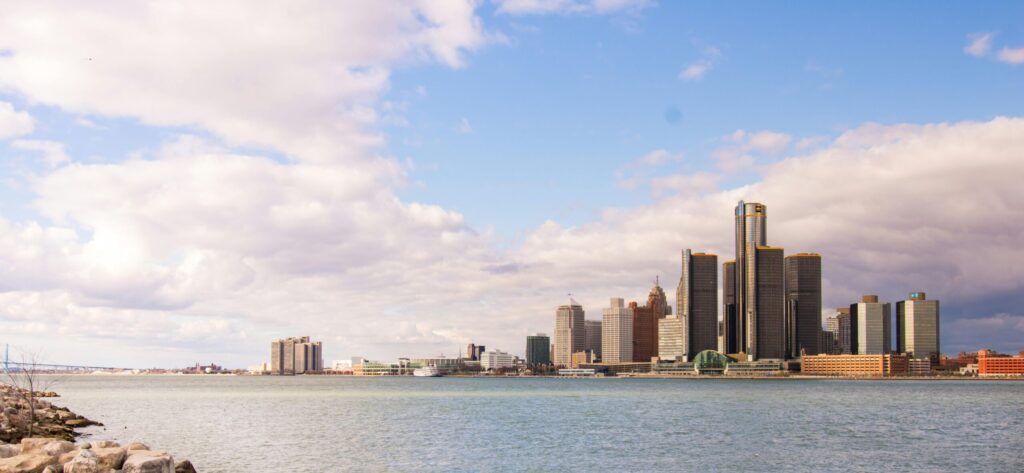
[413,366,442,377]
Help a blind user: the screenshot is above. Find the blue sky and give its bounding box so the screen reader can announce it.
[0,1,1022,366]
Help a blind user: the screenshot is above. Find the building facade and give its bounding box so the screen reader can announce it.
[785,253,822,358]
[480,350,515,370]
[801,353,910,376]
[754,246,786,359]
[978,349,1024,376]
[851,295,891,355]
[658,315,685,361]
[676,249,718,359]
[601,298,633,364]
[733,201,767,359]
[270,336,323,375]
[896,292,940,362]
[631,301,657,362]
[554,301,586,367]
[723,260,739,354]
[526,333,551,367]
[826,308,852,354]
[584,320,603,360]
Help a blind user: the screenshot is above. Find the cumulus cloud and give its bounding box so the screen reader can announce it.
[712,129,793,173]
[496,0,653,15]
[0,101,33,140]
[10,139,70,167]
[997,46,1024,64]
[964,32,995,57]
[615,149,683,189]
[678,45,721,81]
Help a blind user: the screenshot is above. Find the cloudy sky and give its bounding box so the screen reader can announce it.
[0,1,1022,367]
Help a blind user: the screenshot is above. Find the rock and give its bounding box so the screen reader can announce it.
[41,441,74,457]
[122,451,174,473]
[125,443,149,452]
[0,444,20,458]
[88,441,117,450]
[18,438,53,454]
[62,448,100,473]
[0,452,58,473]
[173,460,196,473]
[40,467,57,473]
[91,447,126,470]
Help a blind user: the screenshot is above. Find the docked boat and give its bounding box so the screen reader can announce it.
[413,365,442,377]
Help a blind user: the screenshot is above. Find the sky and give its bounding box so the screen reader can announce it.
[0,1,1022,368]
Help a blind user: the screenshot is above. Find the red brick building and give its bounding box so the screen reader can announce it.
[978,349,1024,376]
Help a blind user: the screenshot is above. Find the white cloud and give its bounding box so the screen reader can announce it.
[496,0,652,15]
[0,101,33,140]
[615,149,683,189]
[964,32,995,57]
[679,60,712,80]
[712,129,793,173]
[996,46,1024,64]
[11,139,70,167]
[457,117,474,134]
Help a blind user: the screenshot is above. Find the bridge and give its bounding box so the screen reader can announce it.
[2,360,130,373]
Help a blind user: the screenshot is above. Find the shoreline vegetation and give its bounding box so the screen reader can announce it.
[0,385,197,473]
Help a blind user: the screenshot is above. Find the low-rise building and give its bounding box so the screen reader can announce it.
[908,358,931,375]
[579,362,652,375]
[801,353,909,376]
[725,360,785,376]
[978,349,1024,376]
[480,350,515,371]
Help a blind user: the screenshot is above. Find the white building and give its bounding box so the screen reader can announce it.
[480,350,515,370]
[554,300,585,367]
[897,292,940,361]
[853,296,891,355]
[602,298,633,364]
[658,315,685,361]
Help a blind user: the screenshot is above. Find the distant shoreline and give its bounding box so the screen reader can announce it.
[49,372,1024,381]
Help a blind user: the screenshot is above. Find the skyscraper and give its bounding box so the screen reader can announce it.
[526,333,551,367]
[784,253,822,358]
[602,298,633,364]
[826,308,852,354]
[734,201,767,359]
[896,292,940,362]
[676,249,718,359]
[658,315,685,361]
[851,295,891,355]
[754,246,786,359]
[270,336,323,375]
[723,260,739,354]
[631,301,656,362]
[584,320,602,360]
[554,300,585,367]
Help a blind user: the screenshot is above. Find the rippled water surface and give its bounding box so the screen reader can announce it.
[48,376,1024,472]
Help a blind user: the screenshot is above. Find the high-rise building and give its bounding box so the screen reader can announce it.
[658,315,685,361]
[826,308,852,354]
[676,249,718,359]
[585,320,602,360]
[554,300,585,367]
[734,201,767,359]
[526,333,551,366]
[851,295,891,355]
[270,336,323,375]
[896,292,940,362]
[601,298,633,364]
[631,301,657,362]
[785,253,822,358]
[648,278,671,318]
[466,343,477,361]
[723,260,739,354]
[754,246,786,359]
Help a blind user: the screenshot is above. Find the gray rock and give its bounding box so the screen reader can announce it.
[173,460,197,473]
[0,443,20,458]
[91,446,127,470]
[122,451,174,473]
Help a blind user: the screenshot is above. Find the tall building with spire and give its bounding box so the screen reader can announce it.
[676,249,718,360]
[554,299,585,367]
[631,279,670,362]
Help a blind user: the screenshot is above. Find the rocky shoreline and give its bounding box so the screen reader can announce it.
[1,385,197,473]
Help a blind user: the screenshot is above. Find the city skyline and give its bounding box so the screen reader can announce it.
[0,2,1022,367]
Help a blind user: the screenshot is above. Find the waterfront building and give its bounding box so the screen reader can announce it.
[896,292,941,362]
[571,350,595,368]
[801,353,909,376]
[466,343,477,361]
[826,308,852,354]
[851,295,891,355]
[658,315,685,361]
[579,362,652,375]
[978,349,1024,376]
[725,360,785,376]
[270,336,323,375]
[526,333,551,366]
[723,260,739,354]
[676,249,718,359]
[753,246,786,359]
[554,300,586,367]
[631,301,657,362]
[908,358,931,375]
[601,298,633,364]
[410,356,462,373]
[784,253,822,358]
[585,320,602,360]
[480,350,515,371]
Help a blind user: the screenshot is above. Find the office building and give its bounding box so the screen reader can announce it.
[753,246,786,359]
[851,295,891,355]
[585,320,603,360]
[896,292,940,362]
[658,315,685,361]
[676,249,718,359]
[978,349,1024,376]
[554,300,586,367]
[480,350,515,371]
[466,343,477,361]
[270,336,323,375]
[723,260,738,354]
[801,353,909,376]
[631,301,657,362]
[785,253,822,358]
[601,298,633,364]
[826,308,852,354]
[733,201,767,359]
[819,330,836,355]
[648,277,671,318]
[526,333,551,366]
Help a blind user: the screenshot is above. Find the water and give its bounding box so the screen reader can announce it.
[46,376,1024,472]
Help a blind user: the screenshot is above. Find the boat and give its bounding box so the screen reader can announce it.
[413,365,442,377]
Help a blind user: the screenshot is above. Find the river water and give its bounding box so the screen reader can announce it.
[48,375,1024,472]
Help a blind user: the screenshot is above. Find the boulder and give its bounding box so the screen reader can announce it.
[18,439,53,455]
[87,442,116,450]
[90,447,126,470]
[125,443,149,452]
[122,451,174,473]
[41,441,74,457]
[62,448,100,473]
[40,467,57,473]
[0,444,19,459]
[0,452,58,473]
[173,460,197,473]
